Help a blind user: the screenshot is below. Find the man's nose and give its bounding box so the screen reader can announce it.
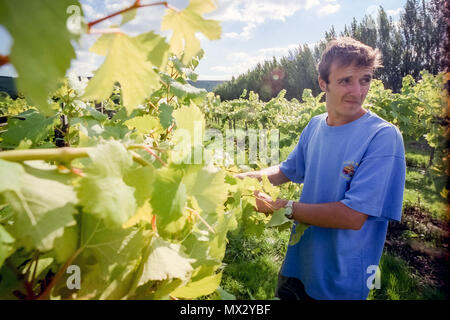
[348,82,364,96]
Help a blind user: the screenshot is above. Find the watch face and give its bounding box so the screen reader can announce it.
[284,207,293,219]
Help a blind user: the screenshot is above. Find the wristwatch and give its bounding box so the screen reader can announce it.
[284,200,294,220]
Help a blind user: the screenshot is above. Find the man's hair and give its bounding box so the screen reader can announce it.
[318,37,383,84]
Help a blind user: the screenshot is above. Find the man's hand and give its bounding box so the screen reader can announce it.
[233,165,290,186]
[254,190,286,214]
[234,171,255,180]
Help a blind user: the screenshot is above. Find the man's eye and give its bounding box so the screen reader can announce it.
[361,78,371,84]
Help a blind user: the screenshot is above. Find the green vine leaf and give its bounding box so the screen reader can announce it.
[0,159,77,252]
[171,272,222,299]
[289,223,310,246]
[0,0,80,115]
[150,166,189,238]
[121,8,137,26]
[82,32,162,113]
[77,141,137,227]
[161,0,221,64]
[138,236,194,285]
[0,110,57,149]
[0,225,14,269]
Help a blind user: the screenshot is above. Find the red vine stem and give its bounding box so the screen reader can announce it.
[88,28,123,35]
[36,248,83,300]
[151,215,157,232]
[242,191,277,211]
[24,281,35,300]
[148,101,158,110]
[57,164,85,177]
[186,207,216,234]
[166,122,175,135]
[86,1,178,32]
[0,55,9,67]
[142,145,168,167]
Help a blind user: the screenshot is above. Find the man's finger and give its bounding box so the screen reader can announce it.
[234,173,245,179]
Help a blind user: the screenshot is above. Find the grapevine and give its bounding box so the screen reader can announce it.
[0,0,447,301]
[0,0,293,300]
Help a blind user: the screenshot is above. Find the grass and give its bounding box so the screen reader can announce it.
[404,141,431,170]
[403,168,447,220]
[220,227,290,300]
[367,252,445,300]
[403,139,447,220]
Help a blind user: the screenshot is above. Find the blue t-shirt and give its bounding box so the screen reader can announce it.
[279,110,406,300]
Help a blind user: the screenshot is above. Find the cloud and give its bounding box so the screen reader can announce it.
[205,38,325,80]
[363,5,403,30]
[366,5,404,19]
[209,0,320,23]
[258,44,302,57]
[386,8,404,17]
[208,0,320,40]
[366,5,379,18]
[209,43,303,80]
[316,2,340,17]
[104,0,134,14]
[81,3,103,20]
[223,23,257,40]
[67,46,105,77]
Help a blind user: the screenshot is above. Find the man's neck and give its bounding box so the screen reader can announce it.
[326,108,367,126]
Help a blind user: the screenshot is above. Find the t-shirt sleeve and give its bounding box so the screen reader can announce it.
[340,126,406,221]
[279,124,309,184]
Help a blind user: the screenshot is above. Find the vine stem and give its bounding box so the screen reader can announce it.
[0,55,9,67]
[185,207,215,234]
[86,1,177,32]
[129,150,153,167]
[166,122,175,135]
[36,247,83,300]
[0,144,162,167]
[30,253,40,290]
[148,100,158,110]
[88,28,123,35]
[151,215,157,232]
[57,164,85,177]
[241,192,277,211]
[0,147,90,163]
[142,145,167,167]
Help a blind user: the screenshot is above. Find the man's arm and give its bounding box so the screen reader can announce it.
[236,166,368,230]
[255,192,368,230]
[234,165,291,186]
[290,201,368,230]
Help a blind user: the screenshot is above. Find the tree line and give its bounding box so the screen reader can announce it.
[213,0,447,101]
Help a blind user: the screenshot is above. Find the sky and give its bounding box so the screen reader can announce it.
[0,0,408,81]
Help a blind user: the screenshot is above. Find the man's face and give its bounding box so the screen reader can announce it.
[318,61,373,122]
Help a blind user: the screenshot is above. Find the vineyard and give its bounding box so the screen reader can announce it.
[201,72,449,299]
[0,0,448,300]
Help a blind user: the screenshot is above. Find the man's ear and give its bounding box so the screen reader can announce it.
[318,75,328,92]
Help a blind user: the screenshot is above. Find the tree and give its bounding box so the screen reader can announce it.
[214,0,447,100]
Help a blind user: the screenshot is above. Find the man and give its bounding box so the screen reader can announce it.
[235,37,406,300]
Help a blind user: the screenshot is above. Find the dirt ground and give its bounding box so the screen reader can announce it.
[385,205,450,297]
